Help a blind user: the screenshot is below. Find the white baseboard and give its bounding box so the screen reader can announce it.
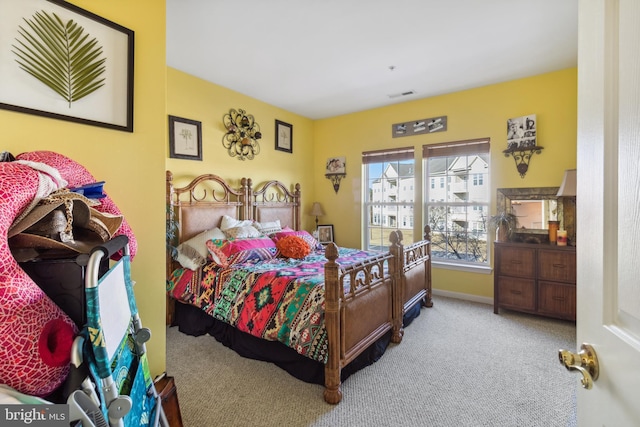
[432,289,493,306]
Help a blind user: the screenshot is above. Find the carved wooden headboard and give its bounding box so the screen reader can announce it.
[165,170,301,324]
[248,179,301,230]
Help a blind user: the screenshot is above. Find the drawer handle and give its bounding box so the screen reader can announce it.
[552,296,565,301]
[510,290,522,295]
[553,263,566,268]
[510,260,522,264]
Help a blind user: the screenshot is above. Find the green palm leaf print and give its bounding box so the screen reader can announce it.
[12,10,106,108]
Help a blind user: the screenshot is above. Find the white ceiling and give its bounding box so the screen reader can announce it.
[166,0,578,120]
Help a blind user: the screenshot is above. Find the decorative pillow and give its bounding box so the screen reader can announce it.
[207,236,277,266]
[276,235,311,259]
[272,230,322,251]
[206,244,229,268]
[253,219,282,235]
[220,215,253,231]
[224,225,263,239]
[174,227,226,270]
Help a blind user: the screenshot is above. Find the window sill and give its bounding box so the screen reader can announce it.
[432,260,493,274]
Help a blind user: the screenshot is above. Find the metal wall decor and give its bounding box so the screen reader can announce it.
[392,115,447,138]
[222,108,262,160]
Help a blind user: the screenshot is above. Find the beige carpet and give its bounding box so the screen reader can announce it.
[166,296,577,427]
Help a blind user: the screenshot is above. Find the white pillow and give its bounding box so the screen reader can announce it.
[174,227,226,270]
[220,215,253,231]
[224,225,263,239]
[253,219,282,235]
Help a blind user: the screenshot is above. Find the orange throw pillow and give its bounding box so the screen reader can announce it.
[276,235,311,259]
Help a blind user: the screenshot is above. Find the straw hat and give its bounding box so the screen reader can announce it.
[8,190,123,254]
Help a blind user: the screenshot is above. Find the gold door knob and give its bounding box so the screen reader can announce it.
[558,343,599,389]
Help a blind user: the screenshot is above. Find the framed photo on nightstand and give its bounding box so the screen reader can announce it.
[317,224,334,245]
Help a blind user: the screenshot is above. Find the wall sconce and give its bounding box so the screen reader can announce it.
[222,108,262,160]
[325,156,346,194]
[503,145,544,178]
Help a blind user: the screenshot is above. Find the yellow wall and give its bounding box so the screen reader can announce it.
[314,68,577,299]
[2,0,168,376]
[166,68,318,231]
[1,0,577,385]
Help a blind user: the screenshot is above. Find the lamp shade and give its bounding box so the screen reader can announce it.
[310,202,325,217]
[556,169,577,197]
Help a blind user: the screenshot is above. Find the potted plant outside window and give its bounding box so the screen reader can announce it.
[489,212,518,242]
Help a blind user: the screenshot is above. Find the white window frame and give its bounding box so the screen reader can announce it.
[423,138,491,269]
[362,147,415,251]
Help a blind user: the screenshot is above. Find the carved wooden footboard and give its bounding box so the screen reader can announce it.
[321,227,432,404]
[389,226,433,342]
[322,243,397,404]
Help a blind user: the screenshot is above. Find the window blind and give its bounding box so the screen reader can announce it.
[362,147,414,164]
[422,138,490,158]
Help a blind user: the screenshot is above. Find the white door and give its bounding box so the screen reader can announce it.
[576,0,640,425]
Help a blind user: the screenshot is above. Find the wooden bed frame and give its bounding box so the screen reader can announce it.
[165,171,432,404]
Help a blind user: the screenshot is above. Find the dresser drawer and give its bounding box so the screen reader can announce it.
[497,247,536,278]
[538,281,576,320]
[538,250,576,283]
[497,277,536,311]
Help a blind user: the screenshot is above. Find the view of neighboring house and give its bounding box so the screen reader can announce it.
[368,154,489,262]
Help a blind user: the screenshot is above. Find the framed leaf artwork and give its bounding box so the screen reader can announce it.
[168,115,202,161]
[275,119,292,153]
[0,0,135,132]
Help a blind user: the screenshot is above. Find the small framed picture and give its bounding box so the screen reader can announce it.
[317,224,334,244]
[275,119,293,153]
[169,115,202,161]
[506,114,536,150]
[325,157,346,175]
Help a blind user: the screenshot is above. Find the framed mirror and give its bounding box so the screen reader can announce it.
[496,187,564,238]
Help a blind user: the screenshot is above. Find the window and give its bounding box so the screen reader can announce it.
[423,139,490,265]
[363,147,415,251]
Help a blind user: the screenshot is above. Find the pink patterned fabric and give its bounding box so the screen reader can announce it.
[0,151,136,396]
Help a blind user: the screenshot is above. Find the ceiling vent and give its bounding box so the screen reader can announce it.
[388,90,416,99]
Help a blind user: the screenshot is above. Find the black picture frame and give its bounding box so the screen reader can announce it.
[275,119,293,153]
[317,224,334,244]
[0,0,135,132]
[168,115,202,161]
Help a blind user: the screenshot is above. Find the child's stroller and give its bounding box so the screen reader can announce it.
[66,235,168,427]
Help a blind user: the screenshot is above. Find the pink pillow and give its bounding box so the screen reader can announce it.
[207,236,277,266]
[272,230,321,250]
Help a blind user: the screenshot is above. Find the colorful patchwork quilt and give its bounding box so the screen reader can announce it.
[167,247,382,363]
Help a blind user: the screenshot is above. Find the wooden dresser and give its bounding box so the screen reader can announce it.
[494,241,576,321]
